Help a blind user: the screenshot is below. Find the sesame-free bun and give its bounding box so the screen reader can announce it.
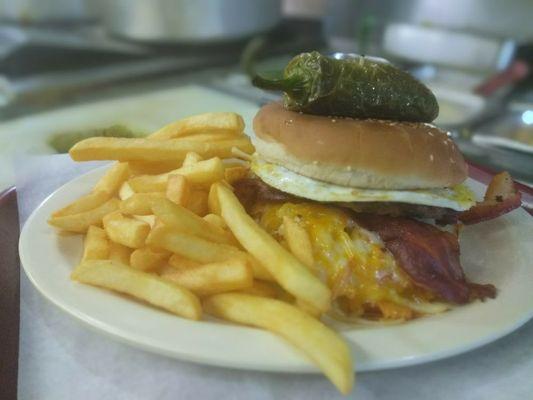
[253,102,468,189]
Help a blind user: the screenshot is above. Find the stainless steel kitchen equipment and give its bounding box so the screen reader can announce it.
[0,0,95,23]
[99,0,282,43]
[324,0,533,51]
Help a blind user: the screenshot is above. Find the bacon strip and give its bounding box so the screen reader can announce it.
[458,172,522,225]
[355,214,496,304]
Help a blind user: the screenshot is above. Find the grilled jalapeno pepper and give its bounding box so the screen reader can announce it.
[252,51,439,123]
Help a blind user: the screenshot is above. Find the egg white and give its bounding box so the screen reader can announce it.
[251,157,476,211]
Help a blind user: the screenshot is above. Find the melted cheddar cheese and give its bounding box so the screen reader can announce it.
[254,202,434,320]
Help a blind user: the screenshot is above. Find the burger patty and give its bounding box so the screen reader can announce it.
[233,176,459,223]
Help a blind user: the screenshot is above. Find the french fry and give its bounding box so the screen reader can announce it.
[282,216,315,269]
[186,189,209,217]
[208,183,221,215]
[120,192,166,215]
[93,162,130,195]
[48,198,120,233]
[166,174,190,206]
[69,137,254,162]
[128,157,225,192]
[52,190,110,217]
[72,260,201,320]
[149,112,244,140]
[146,225,244,263]
[177,132,238,143]
[134,215,156,228]
[119,184,158,226]
[204,294,353,394]
[182,151,202,167]
[119,181,135,200]
[161,258,252,296]
[127,179,163,194]
[82,226,109,261]
[151,198,234,245]
[214,183,331,312]
[175,158,225,186]
[130,246,170,271]
[103,212,150,248]
[239,281,280,298]
[128,160,182,175]
[231,146,253,161]
[224,166,249,184]
[167,254,202,270]
[203,213,227,230]
[109,241,133,265]
[295,298,322,318]
[151,217,164,230]
[222,158,249,168]
[249,259,276,282]
[147,225,272,281]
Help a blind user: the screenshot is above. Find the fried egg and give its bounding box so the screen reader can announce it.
[252,157,476,211]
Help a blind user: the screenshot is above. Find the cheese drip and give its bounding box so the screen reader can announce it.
[254,202,436,320]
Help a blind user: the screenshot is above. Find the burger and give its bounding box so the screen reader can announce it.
[232,52,522,321]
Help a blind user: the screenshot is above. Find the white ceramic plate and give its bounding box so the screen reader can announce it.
[19,167,533,373]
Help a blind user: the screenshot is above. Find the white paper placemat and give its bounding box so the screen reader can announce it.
[16,155,533,400]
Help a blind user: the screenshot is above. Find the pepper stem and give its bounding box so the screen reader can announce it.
[252,74,302,94]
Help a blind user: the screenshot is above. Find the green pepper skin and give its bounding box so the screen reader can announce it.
[253,51,439,123]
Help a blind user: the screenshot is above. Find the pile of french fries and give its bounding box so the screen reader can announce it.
[48,112,353,394]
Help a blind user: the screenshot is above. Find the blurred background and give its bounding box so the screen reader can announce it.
[0,0,532,189]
